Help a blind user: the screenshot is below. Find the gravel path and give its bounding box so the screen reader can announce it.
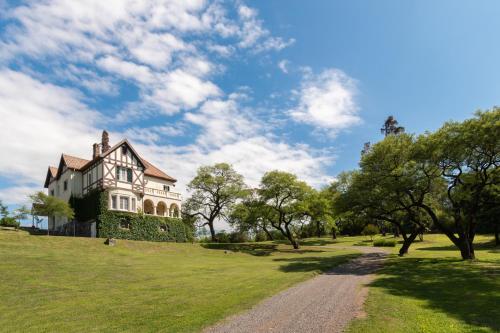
[203,246,388,333]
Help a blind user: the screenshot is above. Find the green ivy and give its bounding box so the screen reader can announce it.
[71,190,192,242]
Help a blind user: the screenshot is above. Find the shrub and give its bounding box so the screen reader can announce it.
[215,231,230,243]
[254,231,268,242]
[361,224,380,240]
[0,217,20,229]
[229,231,249,243]
[373,239,396,247]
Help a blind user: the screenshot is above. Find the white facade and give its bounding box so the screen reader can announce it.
[45,134,182,234]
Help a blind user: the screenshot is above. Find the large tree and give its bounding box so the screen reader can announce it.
[183,163,247,241]
[258,171,313,249]
[416,109,500,258]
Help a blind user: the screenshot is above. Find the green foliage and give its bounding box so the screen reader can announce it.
[70,189,103,222]
[30,191,74,220]
[0,200,9,219]
[0,217,20,228]
[362,224,380,240]
[373,239,396,247]
[98,210,189,242]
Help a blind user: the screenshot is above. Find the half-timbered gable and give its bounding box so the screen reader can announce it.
[100,140,146,195]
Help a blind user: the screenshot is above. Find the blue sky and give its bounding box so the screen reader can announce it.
[0,0,499,214]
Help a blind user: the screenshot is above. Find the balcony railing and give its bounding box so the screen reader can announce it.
[144,187,182,200]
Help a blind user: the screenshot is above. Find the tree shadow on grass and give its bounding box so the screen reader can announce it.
[200,243,327,257]
[369,257,500,331]
[417,239,497,252]
[274,253,361,273]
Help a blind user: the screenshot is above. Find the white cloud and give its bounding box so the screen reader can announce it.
[290,68,361,135]
[278,59,290,74]
[0,0,292,120]
[0,69,102,200]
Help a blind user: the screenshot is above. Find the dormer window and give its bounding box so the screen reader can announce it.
[163,185,170,192]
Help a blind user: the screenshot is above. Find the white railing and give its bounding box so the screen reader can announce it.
[144,187,182,200]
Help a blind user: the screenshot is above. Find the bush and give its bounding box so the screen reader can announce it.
[229,231,249,243]
[215,231,230,243]
[254,231,268,242]
[361,224,380,240]
[0,217,20,229]
[373,239,396,247]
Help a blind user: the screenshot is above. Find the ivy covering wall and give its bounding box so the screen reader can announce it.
[70,189,192,242]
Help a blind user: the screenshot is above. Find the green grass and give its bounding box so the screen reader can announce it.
[346,234,500,333]
[0,229,359,333]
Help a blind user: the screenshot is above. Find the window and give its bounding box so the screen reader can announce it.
[50,189,54,196]
[116,167,132,183]
[87,172,92,186]
[111,195,117,209]
[122,145,128,155]
[120,196,129,211]
[163,185,170,192]
[131,198,136,212]
[63,180,68,191]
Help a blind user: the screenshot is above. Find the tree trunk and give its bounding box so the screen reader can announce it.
[399,229,420,256]
[316,220,322,238]
[208,221,217,242]
[332,228,337,239]
[283,224,299,249]
[262,226,273,240]
[393,226,400,237]
[495,224,499,246]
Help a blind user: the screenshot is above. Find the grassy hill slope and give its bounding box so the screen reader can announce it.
[0,230,358,332]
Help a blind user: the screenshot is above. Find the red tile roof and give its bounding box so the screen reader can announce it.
[49,166,58,178]
[143,160,176,182]
[62,154,89,170]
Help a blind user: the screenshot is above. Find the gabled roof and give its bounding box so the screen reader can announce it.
[44,166,58,188]
[45,139,176,186]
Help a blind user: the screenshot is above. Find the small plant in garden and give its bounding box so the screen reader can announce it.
[361,224,379,241]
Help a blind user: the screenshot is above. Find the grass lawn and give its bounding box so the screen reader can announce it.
[340,234,500,333]
[0,229,359,332]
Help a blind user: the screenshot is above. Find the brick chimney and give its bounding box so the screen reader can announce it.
[92,143,100,159]
[101,130,110,154]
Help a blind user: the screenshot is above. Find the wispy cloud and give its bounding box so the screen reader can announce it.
[278,59,290,74]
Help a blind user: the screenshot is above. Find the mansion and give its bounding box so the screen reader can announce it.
[44,131,182,235]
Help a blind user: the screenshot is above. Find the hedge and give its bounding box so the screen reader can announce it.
[373,239,397,247]
[70,189,193,242]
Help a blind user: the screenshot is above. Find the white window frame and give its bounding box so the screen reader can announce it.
[111,195,117,209]
[120,196,130,211]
